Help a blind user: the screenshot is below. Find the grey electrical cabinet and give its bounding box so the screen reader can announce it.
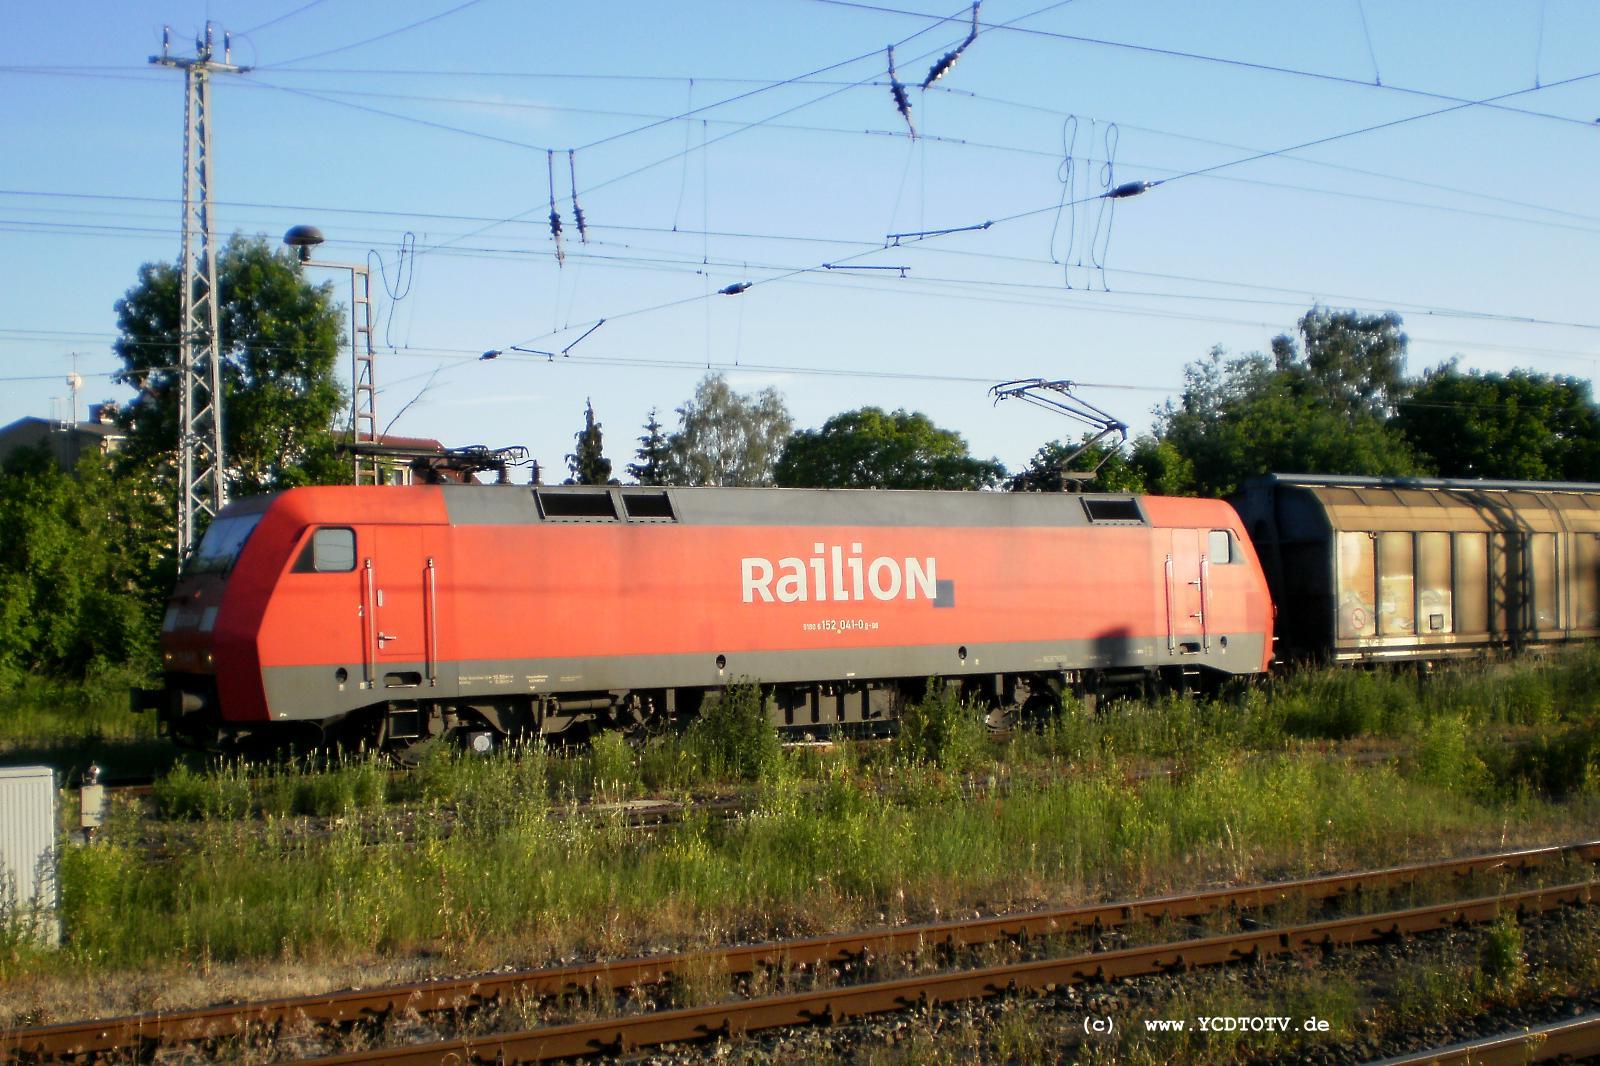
[0,766,58,945]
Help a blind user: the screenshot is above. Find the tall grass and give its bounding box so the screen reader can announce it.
[16,651,1597,981]
[1268,649,1600,740]
[38,736,1597,976]
[0,667,157,747]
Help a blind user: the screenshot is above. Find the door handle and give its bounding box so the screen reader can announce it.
[378,632,398,644]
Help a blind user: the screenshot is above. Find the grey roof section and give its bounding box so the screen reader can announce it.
[1245,473,1600,495]
[0,416,123,472]
[441,484,1149,528]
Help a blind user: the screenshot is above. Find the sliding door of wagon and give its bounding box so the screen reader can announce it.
[1336,532,1376,641]
[1453,532,1488,637]
[1575,534,1600,632]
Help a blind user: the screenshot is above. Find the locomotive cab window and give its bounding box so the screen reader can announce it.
[189,513,264,575]
[1208,529,1235,564]
[294,527,356,573]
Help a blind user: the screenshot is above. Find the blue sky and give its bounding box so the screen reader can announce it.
[5,1,1600,479]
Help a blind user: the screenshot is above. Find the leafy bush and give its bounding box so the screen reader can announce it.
[0,667,158,746]
[1481,719,1600,800]
[895,680,983,769]
[1412,715,1489,797]
[0,449,162,690]
[684,682,781,781]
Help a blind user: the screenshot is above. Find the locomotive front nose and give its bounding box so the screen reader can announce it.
[139,509,266,747]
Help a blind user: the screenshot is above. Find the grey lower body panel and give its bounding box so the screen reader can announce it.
[1332,631,1589,662]
[258,633,1268,723]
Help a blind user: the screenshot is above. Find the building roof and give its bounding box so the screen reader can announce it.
[0,416,126,472]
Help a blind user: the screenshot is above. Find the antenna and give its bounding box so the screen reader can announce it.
[61,351,83,424]
[150,21,249,564]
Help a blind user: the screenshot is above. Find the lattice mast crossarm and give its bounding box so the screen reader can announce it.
[150,24,247,564]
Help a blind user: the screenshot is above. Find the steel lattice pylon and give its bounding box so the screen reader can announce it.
[151,25,246,563]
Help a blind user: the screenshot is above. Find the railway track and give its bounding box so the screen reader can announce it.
[291,881,1600,1066]
[7,839,1597,1064]
[1370,1013,1600,1065]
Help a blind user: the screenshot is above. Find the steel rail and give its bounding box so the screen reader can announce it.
[7,839,1596,1064]
[1369,1012,1600,1065]
[300,881,1599,1065]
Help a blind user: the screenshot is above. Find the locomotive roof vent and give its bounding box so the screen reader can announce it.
[535,489,618,521]
[1081,497,1146,525]
[622,491,676,522]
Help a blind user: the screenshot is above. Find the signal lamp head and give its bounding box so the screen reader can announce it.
[282,224,326,263]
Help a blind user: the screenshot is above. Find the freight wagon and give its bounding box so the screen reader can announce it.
[1232,474,1600,663]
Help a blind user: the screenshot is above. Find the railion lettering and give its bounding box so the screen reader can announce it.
[742,542,936,604]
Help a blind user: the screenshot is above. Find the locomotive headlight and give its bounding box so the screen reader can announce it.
[203,651,214,667]
[162,651,175,665]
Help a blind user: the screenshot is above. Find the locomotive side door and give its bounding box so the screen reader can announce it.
[1166,528,1207,655]
[371,526,428,680]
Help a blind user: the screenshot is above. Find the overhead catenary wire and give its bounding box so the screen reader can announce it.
[238,0,334,36]
[804,0,1600,132]
[905,67,1600,241]
[1353,0,1382,85]
[403,0,1071,262]
[11,62,1593,231]
[11,10,1600,418]
[10,209,1600,344]
[8,168,1600,347]
[257,0,491,68]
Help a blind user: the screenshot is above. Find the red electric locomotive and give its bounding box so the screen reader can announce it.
[140,484,1274,750]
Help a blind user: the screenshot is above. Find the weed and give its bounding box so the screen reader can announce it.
[1386,962,1476,1028]
[1477,913,1527,996]
[894,680,983,770]
[153,760,251,820]
[684,682,782,782]
[587,731,640,798]
[1412,715,1490,797]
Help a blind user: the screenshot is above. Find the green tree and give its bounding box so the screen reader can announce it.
[1393,361,1600,480]
[627,407,670,485]
[663,373,793,486]
[1010,435,1193,494]
[113,233,347,498]
[563,398,615,484]
[775,407,1005,489]
[1156,341,1422,498]
[0,448,159,687]
[1274,306,1409,418]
